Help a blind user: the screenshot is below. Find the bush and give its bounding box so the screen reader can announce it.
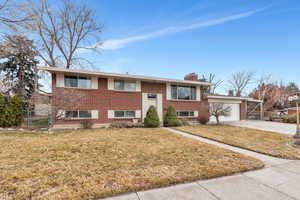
[164,105,182,127]
[180,119,190,126]
[0,95,23,127]
[199,114,209,125]
[144,106,160,128]
[283,114,300,124]
[81,120,94,129]
[109,122,144,128]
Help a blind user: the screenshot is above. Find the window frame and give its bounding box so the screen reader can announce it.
[65,110,93,119]
[113,79,137,91]
[64,75,92,89]
[176,111,195,118]
[171,85,197,101]
[113,110,136,118]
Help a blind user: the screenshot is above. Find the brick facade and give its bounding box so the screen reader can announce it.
[52,74,208,126]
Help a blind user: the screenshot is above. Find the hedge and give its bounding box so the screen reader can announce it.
[0,95,23,127]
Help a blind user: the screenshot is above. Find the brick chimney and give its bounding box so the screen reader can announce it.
[228,90,234,96]
[184,73,198,81]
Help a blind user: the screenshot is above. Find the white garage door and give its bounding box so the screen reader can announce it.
[210,103,240,122]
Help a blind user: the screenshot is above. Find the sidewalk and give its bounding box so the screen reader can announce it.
[101,128,300,200]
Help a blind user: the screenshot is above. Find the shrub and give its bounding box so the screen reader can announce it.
[199,114,209,125]
[180,119,190,126]
[164,105,182,127]
[285,114,300,124]
[81,120,94,129]
[144,106,160,128]
[0,95,23,127]
[109,122,144,128]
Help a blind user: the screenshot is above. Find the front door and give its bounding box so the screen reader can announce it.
[142,93,163,122]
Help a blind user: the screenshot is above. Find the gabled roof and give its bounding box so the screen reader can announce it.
[38,66,213,86]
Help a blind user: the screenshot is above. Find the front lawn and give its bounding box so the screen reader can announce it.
[0,128,263,200]
[176,125,300,160]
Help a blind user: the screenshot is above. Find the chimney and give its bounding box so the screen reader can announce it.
[184,73,198,81]
[228,90,234,96]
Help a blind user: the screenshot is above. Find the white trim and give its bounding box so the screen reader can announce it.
[196,86,201,101]
[91,110,99,119]
[107,78,114,90]
[208,99,242,104]
[136,80,141,92]
[207,95,263,103]
[39,66,212,86]
[91,77,98,89]
[194,110,199,117]
[166,83,171,100]
[108,110,114,119]
[135,110,141,118]
[56,74,64,87]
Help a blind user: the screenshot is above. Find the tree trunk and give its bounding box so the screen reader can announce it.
[216,115,220,124]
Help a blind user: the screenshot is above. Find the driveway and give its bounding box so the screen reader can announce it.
[227,120,296,135]
[102,128,300,200]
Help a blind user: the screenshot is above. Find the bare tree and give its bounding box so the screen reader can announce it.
[0,0,32,27]
[16,0,103,69]
[210,103,231,124]
[201,73,223,94]
[228,71,254,97]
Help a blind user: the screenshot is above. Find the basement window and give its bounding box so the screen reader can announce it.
[114,111,136,118]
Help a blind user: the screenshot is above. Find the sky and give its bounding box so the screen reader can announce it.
[78,0,300,94]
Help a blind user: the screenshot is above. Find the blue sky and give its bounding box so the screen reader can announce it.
[80,0,300,94]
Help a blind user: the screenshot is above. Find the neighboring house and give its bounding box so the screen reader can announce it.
[39,67,263,128]
[288,108,299,116]
[31,90,52,117]
[207,95,263,122]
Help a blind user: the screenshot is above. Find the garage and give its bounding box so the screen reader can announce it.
[207,95,243,122]
[209,103,240,122]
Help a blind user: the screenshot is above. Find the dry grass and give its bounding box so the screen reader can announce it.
[0,128,263,200]
[176,125,300,160]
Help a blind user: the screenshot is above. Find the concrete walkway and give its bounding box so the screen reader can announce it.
[101,128,300,200]
[227,120,296,135]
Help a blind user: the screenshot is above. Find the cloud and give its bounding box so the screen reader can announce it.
[98,8,266,50]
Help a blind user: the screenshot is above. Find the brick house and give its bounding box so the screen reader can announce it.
[40,67,263,128]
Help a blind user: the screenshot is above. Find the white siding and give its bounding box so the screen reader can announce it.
[135,110,141,118]
[196,86,201,101]
[91,110,99,119]
[56,74,65,87]
[91,77,98,89]
[108,110,114,119]
[107,78,114,90]
[166,83,171,100]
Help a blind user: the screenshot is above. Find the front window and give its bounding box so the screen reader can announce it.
[114,80,136,91]
[65,110,92,119]
[177,111,195,117]
[171,85,196,100]
[114,111,136,118]
[65,76,91,88]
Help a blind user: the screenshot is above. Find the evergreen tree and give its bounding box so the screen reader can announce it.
[144,106,160,128]
[0,35,38,100]
[164,105,182,127]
